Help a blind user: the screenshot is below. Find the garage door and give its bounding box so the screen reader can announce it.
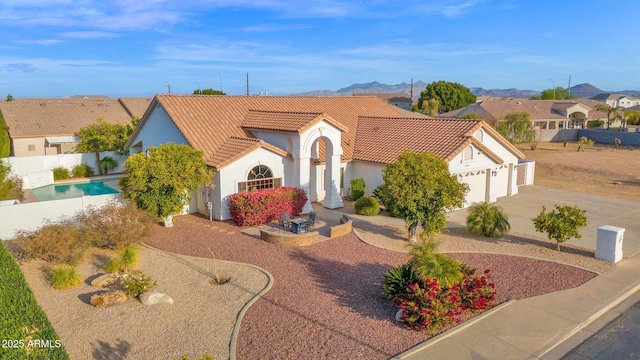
[457,170,488,207]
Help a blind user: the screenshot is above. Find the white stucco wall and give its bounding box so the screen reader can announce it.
[208,147,286,220]
[129,106,188,151]
[350,161,385,197]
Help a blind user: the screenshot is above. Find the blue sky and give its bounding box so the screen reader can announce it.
[1,0,638,98]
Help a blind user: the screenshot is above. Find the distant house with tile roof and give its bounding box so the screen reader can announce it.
[353,93,413,110]
[126,95,526,220]
[441,99,609,141]
[0,97,151,156]
[590,93,640,108]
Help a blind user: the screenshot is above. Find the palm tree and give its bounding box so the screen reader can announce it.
[466,202,511,237]
[594,104,622,131]
[623,110,640,128]
[407,238,463,288]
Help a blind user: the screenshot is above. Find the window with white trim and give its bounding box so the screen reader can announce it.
[237,165,282,192]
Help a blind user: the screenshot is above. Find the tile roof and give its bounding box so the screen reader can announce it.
[0,98,141,138]
[440,99,609,121]
[134,95,403,168]
[241,110,348,133]
[353,93,412,103]
[210,136,289,169]
[118,98,152,119]
[353,116,524,164]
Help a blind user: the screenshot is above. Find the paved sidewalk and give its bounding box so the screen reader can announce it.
[315,186,640,359]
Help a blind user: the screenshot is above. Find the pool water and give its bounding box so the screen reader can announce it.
[32,179,120,201]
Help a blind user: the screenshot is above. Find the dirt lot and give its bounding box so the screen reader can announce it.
[520,141,640,201]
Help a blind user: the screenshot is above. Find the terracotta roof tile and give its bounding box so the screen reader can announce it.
[118,97,152,119]
[354,116,524,164]
[441,99,609,121]
[0,98,135,138]
[210,136,288,169]
[241,110,348,133]
[132,95,402,168]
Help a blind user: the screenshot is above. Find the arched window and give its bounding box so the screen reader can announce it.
[238,165,282,192]
[248,165,272,180]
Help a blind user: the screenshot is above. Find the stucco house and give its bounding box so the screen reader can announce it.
[0,97,150,156]
[125,95,526,221]
[590,93,640,108]
[441,99,609,141]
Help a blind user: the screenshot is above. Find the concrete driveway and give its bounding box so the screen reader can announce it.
[447,185,640,257]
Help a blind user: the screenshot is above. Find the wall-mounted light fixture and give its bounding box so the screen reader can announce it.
[491,170,498,177]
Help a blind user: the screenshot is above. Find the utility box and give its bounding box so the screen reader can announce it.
[595,225,625,263]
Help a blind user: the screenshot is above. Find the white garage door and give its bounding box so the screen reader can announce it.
[457,170,488,207]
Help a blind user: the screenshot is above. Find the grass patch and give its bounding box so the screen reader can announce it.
[48,266,82,290]
[0,241,69,359]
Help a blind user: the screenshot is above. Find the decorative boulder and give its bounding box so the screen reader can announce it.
[90,290,127,308]
[395,309,404,322]
[90,273,121,288]
[140,290,174,305]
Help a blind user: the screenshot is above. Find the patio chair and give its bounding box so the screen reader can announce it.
[306,211,316,231]
[279,212,292,233]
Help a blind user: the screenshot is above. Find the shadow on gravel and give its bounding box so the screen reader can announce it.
[91,338,131,360]
[288,249,401,323]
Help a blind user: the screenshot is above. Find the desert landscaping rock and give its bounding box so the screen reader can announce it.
[139,290,174,305]
[90,290,127,308]
[90,273,121,287]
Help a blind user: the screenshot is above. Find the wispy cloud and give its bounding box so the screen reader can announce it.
[62,31,119,39]
[240,23,313,33]
[1,63,36,72]
[15,39,63,45]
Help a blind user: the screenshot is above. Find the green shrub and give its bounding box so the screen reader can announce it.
[49,266,82,290]
[0,161,24,201]
[587,119,603,128]
[102,246,138,273]
[354,196,380,216]
[16,220,88,266]
[381,263,419,302]
[350,178,365,201]
[72,163,95,178]
[79,201,154,249]
[121,270,156,297]
[0,242,69,359]
[52,167,71,180]
[98,156,118,175]
[466,202,510,237]
[408,238,463,288]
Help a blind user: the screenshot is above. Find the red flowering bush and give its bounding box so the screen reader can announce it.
[227,186,308,226]
[395,269,496,335]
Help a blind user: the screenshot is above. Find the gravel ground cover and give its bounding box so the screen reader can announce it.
[16,244,269,360]
[146,214,604,359]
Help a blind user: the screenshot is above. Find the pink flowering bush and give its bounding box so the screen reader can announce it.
[395,269,496,335]
[227,186,308,226]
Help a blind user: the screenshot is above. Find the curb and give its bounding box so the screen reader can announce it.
[535,280,640,358]
[390,300,516,359]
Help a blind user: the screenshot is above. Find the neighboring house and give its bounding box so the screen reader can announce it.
[441,99,609,141]
[353,93,413,111]
[591,93,640,108]
[126,95,526,221]
[0,97,151,157]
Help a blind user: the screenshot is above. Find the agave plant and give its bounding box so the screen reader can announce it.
[466,202,510,237]
[381,263,419,302]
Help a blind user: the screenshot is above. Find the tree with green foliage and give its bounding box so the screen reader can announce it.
[533,204,587,251]
[118,143,214,227]
[495,112,536,144]
[418,81,476,113]
[193,88,226,95]
[378,151,468,241]
[530,87,577,100]
[466,202,510,237]
[0,111,10,157]
[594,103,622,130]
[459,112,484,120]
[5,93,13,101]
[76,119,130,174]
[623,109,640,127]
[421,98,440,117]
[0,161,24,201]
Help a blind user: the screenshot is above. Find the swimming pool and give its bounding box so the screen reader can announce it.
[31,178,120,201]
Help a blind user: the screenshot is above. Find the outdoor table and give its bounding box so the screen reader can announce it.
[290,218,307,234]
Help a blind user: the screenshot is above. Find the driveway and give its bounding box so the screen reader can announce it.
[446,185,640,257]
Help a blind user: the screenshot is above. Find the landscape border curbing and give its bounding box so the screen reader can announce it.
[139,243,274,360]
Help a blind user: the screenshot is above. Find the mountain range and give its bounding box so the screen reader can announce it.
[295,81,640,102]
